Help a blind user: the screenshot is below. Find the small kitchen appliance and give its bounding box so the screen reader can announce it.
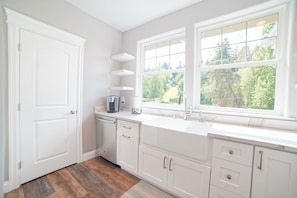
[106,95,120,113]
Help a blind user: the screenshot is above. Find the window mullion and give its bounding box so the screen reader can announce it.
[200,59,279,71]
[144,69,185,76]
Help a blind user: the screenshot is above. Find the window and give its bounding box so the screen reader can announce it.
[139,30,185,106]
[196,9,286,115]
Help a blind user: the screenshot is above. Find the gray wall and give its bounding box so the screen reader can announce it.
[2,0,122,182]
[0,0,4,196]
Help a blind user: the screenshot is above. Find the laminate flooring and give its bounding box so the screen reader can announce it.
[4,157,141,198]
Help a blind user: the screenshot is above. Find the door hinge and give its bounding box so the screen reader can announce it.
[18,104,21,111]
[18,161,21,169]
[18,43,21,52]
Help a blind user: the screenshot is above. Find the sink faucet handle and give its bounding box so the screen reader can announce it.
[178,93,183,105]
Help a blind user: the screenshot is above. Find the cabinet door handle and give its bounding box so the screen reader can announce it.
[163,156,167,169]
[123,125,132,130]
[229,150,234,155]
[257,151,263,170]
[122,134,131,139]
[169,159,173,171]
[227,174,232,180]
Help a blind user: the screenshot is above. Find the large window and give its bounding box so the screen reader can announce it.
[140,31,185,105]
[197,12,284,114]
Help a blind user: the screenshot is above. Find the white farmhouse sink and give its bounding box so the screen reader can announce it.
[141,117,212,161]
[142,117,211,135]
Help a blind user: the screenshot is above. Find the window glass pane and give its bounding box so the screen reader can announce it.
[230,43,246,63]
[223,22,246,44]
[201,28,221,49]
[145,44,156,59]
[201,47,221,66]
[142,34,185,106]
[170,53,185,69]
[171,38,185,54]
[247,14,278,41]
[247,38,276,61]
[143,72,184,104]
[200,65,276,110]
[144,58,156,71]
[157,41,169,57]
[157,56,169,70]
[221,41,236,64]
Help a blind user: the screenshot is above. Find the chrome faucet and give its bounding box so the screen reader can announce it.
[178,93,192,120]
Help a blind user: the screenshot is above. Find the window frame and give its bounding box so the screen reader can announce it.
[194,2,289,117]
[136,28,186,108]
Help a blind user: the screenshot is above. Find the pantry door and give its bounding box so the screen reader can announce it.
[19,29,80,184]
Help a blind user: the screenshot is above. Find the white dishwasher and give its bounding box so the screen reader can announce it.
[96,115,117,164]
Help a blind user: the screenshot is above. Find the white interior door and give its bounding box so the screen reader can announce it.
[19,29,79,184]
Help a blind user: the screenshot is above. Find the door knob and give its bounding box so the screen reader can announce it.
[70,110,76,114]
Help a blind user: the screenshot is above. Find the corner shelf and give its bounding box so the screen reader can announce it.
[110,53,135,91]
[112,53,134,62]
[111,69,134,76]
[110,86,134,91]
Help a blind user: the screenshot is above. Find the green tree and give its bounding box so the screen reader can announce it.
[201,38,244,107]
[201,22,277,110]
[240,23,276,110]
[143,74,164,102]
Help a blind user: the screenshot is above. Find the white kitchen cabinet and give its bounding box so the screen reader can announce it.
[210,139,253,198]
[211,158,252,197]
[139,145,211,198]
[209,185,243,198]
[211,139,297,198]
[251,146,297,198]
[138,145,167,188]
[117,120,139,175]
[167,155,211,198]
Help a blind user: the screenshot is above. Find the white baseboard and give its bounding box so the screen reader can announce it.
[4,180,15,194]
[82,150,97,161]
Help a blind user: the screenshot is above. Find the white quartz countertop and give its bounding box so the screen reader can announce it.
[95,111,297,150]
[210,123,297,150]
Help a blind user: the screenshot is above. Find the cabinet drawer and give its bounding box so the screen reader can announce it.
[209,185,244,198]
[211,158,252,197]
[213,139,253,166]
[117,120,139,138]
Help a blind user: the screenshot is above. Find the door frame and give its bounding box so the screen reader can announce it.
[5,8,84,192]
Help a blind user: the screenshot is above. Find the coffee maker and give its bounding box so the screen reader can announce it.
[106,95,120,113]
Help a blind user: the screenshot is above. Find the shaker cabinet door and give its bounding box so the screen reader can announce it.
[252,147,297,198]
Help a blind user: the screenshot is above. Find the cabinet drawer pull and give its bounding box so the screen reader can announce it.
[163,156,167,169]
[229,150,234,155]
[227,174,232,180]
[258,151,263,170]
[122,125,132,130]
[122,134,131,139]
[169,159,173,171]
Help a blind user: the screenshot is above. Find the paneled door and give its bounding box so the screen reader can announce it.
[19,29,80,184]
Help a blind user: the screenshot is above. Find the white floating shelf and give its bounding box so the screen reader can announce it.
[110,86,134,91]
[112,53,135,62]
[111,69,134,76]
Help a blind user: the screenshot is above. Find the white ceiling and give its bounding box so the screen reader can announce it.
[66,0,203,32]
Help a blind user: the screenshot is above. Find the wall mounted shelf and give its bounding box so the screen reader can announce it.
[111,69,134,76]
[110,53,135,91]
[112,53,135,62]
[110,86,134,91]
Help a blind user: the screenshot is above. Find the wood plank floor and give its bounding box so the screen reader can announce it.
[4,157,140,198]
